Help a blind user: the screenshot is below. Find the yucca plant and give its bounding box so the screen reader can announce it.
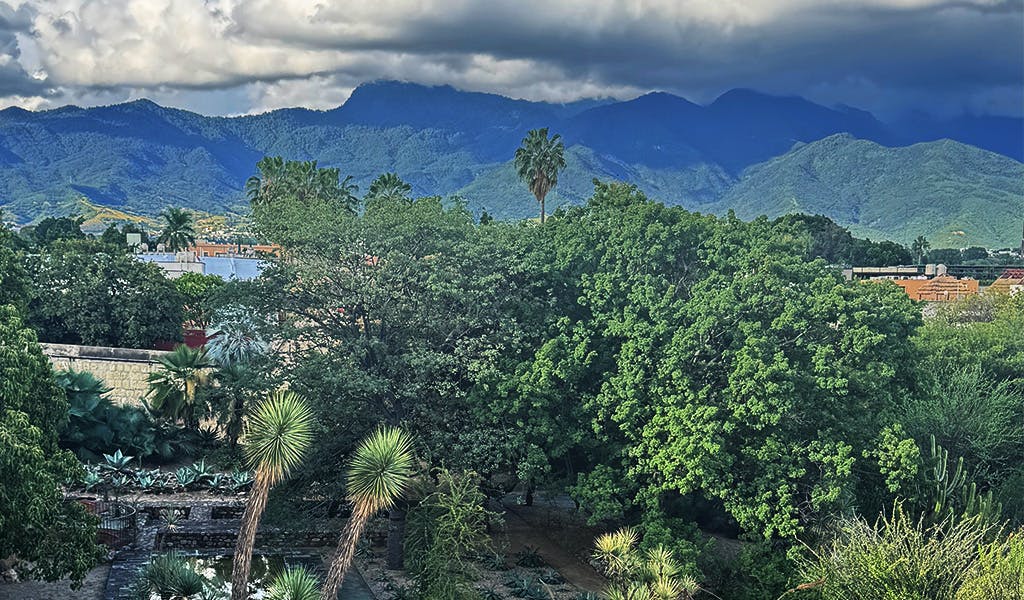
[230,390,315,600]
[267,566,321,600]
[592,528,699,600]
[321,426,415,600]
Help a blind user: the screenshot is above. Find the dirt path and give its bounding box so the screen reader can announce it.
[0,564,109,600]
[499,498,606,593]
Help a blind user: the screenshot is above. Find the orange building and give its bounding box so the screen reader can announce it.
[987,269,1024,295]
[888,275,979,301]
[189,241,280,258]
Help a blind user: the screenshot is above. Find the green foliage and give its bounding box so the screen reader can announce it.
[175,272,225,329]
[26,239,185,347]
[367,172,412,201]
[592,527,700,600]
[147,344,214,429]
[406,470,495,600]
[137,552,218,600]
[242,390,315,485]
[29,216,86,246]
[956,532,1024,600]
[57,369,185,460]
[0,305,103,584]
[158,207,197,252]
[346,426,415,512]
[205,307,269,367]
[0,218,29,312]
[266,566,320,600]
[514,128,567,222]
[795,505,995,600]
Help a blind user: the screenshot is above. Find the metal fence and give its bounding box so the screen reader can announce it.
[80,499,138,549]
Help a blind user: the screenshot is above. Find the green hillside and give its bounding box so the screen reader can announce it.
[717,134,1024,248]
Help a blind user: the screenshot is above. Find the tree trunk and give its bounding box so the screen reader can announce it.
[321,503,374,600]
[539,194,546,224]
[386,503,407,570]
[231,470,271,600]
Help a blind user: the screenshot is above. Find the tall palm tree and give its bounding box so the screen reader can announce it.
[146,344,213,430]
[158,207,197,252]
[366,172,412,202]
[321,426,414,600]
[231,390,314,600]
[911,235,931,264]
[514,128,566,224]
[247,156,359,213]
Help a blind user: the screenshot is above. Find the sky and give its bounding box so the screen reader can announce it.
[0,0,1020,118]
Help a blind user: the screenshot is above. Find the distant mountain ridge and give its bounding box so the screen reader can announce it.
[0,80,1021,246]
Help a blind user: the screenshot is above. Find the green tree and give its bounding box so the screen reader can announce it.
[912,235,931,264]
[246,157,359,247]
[0,305,104,584]
[30,216,86,246]
[0,216,29,312]
[231,390,314,600]
[514,128,566,224]
[175,272,225,329]
[367,172,412,201]
[146,344,213,429]
[157,207,197,252]
[321,426,414,600]
[26,239,185,347]
[99,222,150,251]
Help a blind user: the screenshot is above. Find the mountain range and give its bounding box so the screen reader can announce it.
[0,80,1021,247]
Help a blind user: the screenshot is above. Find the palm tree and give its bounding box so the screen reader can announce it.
[146,344,213,429]
[911,235,931,264]
[231,390,314,600]
[206,307,269,368]
[514,128,566,224]
[366,172,411,201]
[247,156,359,212]
[321,426,415,600]
[158,207,197,252]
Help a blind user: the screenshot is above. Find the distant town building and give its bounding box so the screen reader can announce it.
[189,241,280,258]
[846,264,979,302]
[987,269,1024,296]
[138,251,264,280]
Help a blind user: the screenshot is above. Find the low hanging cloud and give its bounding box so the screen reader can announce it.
[0,0,1020,117]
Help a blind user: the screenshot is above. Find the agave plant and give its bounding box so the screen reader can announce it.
[207,473,225,493]
[82,468,104,491]
[229,469,254,492]
[190,458,216,482]
[135,471,157,491]
[101,449,135,473]
[140,552,209,600]
[266,566,320,600]
[176,467,199,490]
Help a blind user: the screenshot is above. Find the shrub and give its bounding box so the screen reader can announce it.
[956,531,1024,600]
[406,470,496,600]
[794,505,992,600]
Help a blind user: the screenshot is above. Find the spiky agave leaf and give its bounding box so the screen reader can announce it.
[242,390,315,485]
[345,425,415,513]
[267,566,320,600]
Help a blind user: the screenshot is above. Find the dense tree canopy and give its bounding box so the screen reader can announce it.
[26,239,185,347]
[0,305,104,583]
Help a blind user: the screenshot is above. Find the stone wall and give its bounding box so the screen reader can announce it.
[40,343,167,405]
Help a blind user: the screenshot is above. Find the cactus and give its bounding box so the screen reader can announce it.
[923,435,1001,524]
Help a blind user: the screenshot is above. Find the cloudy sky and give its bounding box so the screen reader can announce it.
[0,0,1020,118]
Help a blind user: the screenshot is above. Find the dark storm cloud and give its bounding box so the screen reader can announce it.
[3,1,1022,116]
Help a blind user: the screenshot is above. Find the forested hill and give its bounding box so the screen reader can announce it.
[0,80,1021,246]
